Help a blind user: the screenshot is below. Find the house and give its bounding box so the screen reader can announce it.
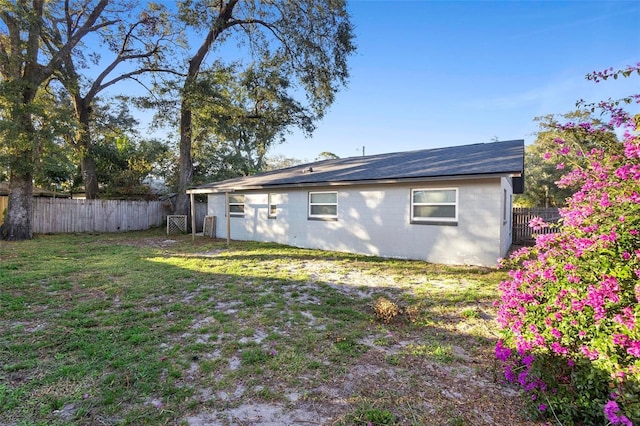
[187,139,525,267]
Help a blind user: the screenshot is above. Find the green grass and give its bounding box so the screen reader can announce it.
[0,229,520,425]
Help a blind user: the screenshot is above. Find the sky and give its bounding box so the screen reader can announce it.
[267,0,640,162]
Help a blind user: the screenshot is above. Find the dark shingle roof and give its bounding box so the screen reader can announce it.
[189,139,524,192]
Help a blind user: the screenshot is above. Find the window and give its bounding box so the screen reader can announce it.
[268,193,277,218]
[228,194,245,216]
[503,189,508,224]
[308,191,337,219]
[411,188,457,223]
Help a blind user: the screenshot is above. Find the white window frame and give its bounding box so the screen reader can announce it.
[411,188,458,223]
[228,193,245,217]
[308,191,338,220]
[268,193,277,218]
[503,188,508,224]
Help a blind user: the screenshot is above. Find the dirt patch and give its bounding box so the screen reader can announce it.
[168,253,535,425]
[187,402,333,425]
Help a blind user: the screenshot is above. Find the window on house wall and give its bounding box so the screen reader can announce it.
[509,193,513,229]
[308,191,337,220]
[411,188,458,223]
[268,193,277,218]
[503,188,508,224]
[228,194,245,216]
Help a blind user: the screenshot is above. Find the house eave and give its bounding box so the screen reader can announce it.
[186,172,521,194]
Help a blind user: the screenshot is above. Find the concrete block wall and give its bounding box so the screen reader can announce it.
[207,177,507,266]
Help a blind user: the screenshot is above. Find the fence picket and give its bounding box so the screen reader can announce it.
[512,207,561,245]
[25,198,170,233]
[0,197,211,234]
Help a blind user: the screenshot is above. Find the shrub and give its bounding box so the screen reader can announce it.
[496,65,640,425]
[373,297,402,323]
[373,297,420,324]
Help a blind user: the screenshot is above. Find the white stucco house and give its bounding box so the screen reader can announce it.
[186,139,525,267]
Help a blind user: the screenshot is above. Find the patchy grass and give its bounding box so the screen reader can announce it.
[0,229,539,425]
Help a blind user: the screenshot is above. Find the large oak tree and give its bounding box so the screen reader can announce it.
[44,2,178,199]
[0,0,111,240]
[173,0,356,216]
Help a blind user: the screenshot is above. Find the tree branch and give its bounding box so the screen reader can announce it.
[97,68,185,94]
[41,0,115,80]
[187,0,240,81]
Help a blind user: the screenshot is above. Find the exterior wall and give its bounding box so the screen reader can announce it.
[206,178,506,266]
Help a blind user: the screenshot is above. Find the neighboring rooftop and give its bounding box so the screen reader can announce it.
[0,182,69,197]
[188,139,524,193]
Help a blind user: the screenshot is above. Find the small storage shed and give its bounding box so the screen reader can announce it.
[187,139,525,266]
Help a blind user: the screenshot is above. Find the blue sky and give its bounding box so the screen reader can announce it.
[270,0,640,161]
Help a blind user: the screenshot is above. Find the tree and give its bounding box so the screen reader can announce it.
[263,153,303,171]
[496,64,640,424]
[87,98,170,198]
[516,111,619,207]
[0,0,110,240]
[173,0,356,215]
[32,91,77,190]
[189,57,316,181]
[316,151,340,160]
[92,135,169,199]
[43,1,177,199]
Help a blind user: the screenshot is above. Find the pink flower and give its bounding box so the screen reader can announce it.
[505,365,516,382]
[612,334,629,346]
[518,371,528,386]
[567,274,581,283]
[551,342,568,355]
[627,341,640,357]
[580,346,599,360]
[605,400,620,421]
[528,216,548,231]
[572,300,585,312]
[614,307,636,330]
[495,340,512,361]
[604,399,634,425]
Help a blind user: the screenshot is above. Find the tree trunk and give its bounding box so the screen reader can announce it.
[75,98,100,199]
[175,106,193,216]
[0,171,33,241]
[1,86,38,241]
[175,1,238,216]
[81,154,99,199]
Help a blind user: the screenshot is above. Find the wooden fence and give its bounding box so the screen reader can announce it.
[512,207,561,245]
[31,198,170,233]
[0,196,7,223]
[0,197,209,234]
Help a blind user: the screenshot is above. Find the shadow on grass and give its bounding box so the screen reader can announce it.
[0,233,524,426]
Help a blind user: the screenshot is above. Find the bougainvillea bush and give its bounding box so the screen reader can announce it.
[496,65,640,425]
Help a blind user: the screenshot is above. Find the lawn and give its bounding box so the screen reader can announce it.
[0,230,541,425]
